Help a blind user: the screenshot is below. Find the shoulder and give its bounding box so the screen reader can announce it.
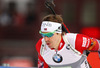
[65,33,78,42]
[36,38,44,53]
[64,33,78,48]
[65,33,90,39]
[65,33,78,39]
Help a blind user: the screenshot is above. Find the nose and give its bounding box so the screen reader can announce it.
[44,36,49,41]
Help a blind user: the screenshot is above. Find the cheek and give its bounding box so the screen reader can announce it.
[50,37,54,42]
[49,36,55,42]
[50,35,58,42]
[50,33,59,42]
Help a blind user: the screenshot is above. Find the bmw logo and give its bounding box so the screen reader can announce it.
[52,54,63,63]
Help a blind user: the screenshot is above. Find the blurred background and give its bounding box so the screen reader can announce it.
[0,0,100,67]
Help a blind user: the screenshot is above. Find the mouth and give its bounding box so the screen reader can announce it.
[46,43,50,45]
[46,42,52,48]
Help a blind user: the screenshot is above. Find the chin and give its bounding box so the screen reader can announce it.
[48,45,53,48]
[48,45,52,48]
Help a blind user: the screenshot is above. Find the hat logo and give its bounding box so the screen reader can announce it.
[42,23,52,27]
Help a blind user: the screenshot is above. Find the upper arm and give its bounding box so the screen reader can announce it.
[36,38,42,54]
[38,54,48,68]
[36,38,49,68]
[75,34,91,53]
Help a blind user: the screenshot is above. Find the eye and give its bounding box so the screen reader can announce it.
[55,33,59,35]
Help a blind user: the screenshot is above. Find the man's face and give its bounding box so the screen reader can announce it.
[40,21,62,49]
[43,32,61,49]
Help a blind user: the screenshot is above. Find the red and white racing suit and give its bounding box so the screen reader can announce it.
[36,33,100,68]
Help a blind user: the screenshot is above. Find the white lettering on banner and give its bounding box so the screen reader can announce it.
[82,37,87,47]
